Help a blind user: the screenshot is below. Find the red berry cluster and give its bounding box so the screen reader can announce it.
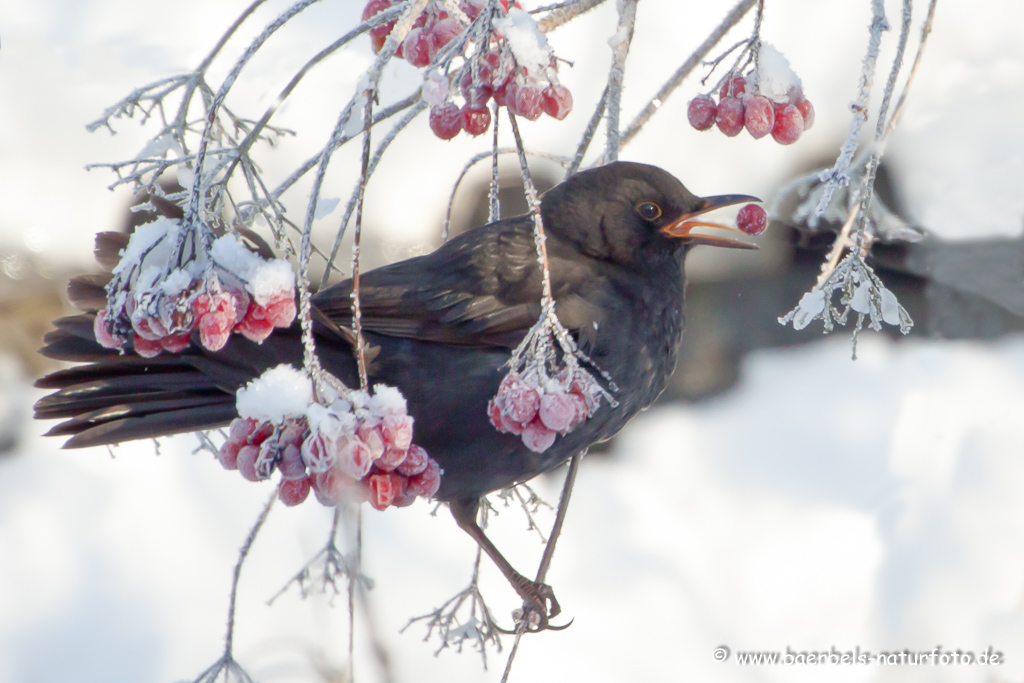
[488,371,604,453]
[362,0,572,141]
[94,223,296,358]
[687,75,814,145]
[736,203,768,236]
[219,405,440,510]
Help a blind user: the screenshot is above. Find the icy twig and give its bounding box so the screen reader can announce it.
[440,146,571,243]
[320,99,429,287]
[880,0,938,150]
[566,86,607,175]
[191,491,276,683]
[617,0,756,152]
[268,507,372,605]
[350,92,375,392]
[402,549,504,668]
[500,451,584,682]
[815,0,889,215]
[603,0,638,163]
[222,2,412,186]
[534,0,608,33]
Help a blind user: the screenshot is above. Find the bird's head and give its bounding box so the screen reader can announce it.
[540,161,759,267]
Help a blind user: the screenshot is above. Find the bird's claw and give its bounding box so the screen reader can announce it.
[500,575,570,633]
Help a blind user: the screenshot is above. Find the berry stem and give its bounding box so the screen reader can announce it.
[617,0,757,152]
[351,89,375,393]
[603,0,638,163]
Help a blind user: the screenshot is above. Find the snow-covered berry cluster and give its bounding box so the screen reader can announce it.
[688,43,814,145]
[94,217,296,357]
[221,366,441,510]
[488,370,604,453]
[736,203,768,236]
[364,0,572,140]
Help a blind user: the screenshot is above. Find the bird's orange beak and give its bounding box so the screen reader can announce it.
[661,194,761,249]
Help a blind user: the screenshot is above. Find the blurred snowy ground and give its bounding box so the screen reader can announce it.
[2,1,1024,682]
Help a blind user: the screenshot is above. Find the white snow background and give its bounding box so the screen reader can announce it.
[2,1,1024,682]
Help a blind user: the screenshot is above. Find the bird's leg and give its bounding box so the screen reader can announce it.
[449,497,561,629]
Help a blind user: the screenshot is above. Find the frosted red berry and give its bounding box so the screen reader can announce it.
[771,103,804,145]
[368,472,405,510]
[93,311,123,349]
[715,97,745,137]
[431,17,463,50]
[687,95,718,131]
[538,392,577,433]
[218,440,241,470]
[160,332,191,353]
[429,103,463,140]
[796,98,815,130]
[511,84,543,121]
[736,204,767,236]
[237,445,260,482]
[521,418,556,453]
[461,104,491,136]
[406,459,441,497]
[278,477,311,506]
[396,444,429,476]
[743,96,775,139]
[719,76,746,100]
[133,334,163,358]
[402,28,434,68]
[542,84,573,120]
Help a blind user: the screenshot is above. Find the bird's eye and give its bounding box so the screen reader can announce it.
[636,202,662,222]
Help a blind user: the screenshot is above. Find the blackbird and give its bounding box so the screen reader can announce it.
[34,161,757,624]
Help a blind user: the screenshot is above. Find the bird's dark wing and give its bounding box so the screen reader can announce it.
[314,217,598,350]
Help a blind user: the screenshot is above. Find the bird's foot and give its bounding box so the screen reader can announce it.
[497,573,572,633]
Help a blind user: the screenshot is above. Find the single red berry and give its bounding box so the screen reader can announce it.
[502,380,540,424]
[488,397,525,434]
[356,422,386,461]
[278,443,307,479]
[391,483,419,508]
[381,413,413,451]
[431,17,463,50]
[250,421,274,447]
[263,292,297,328]
[542,84,573,120]
[337,437,374,480]
[279,419,306,447]
[363,0,396,49]
[736,204,767,236]
[93,310,123,349]
[429,103,463,140]
[796,98,815,130]
[538,391,578,433]
[687,95,718,131]
[715,97,745,137]
[237,445,260,482]
[313,469,349,506]
[511,84,543,121]
[228,417,258,443]
[278,477,312,506]
[461,104,491,136]
[406,459,441,498]
[218,440,241,470]
[771,103,805,145]
[396,444,429,476]
[368,472,405,510]
[376,445,408,471]
[160,332,191,353]
[402,28,435,68]
[743,96,776,139]
[198,311,232,351]
[235,310,275,343]
[521,418,556,453]
[719,76,746,100]
[133,334,163,358]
